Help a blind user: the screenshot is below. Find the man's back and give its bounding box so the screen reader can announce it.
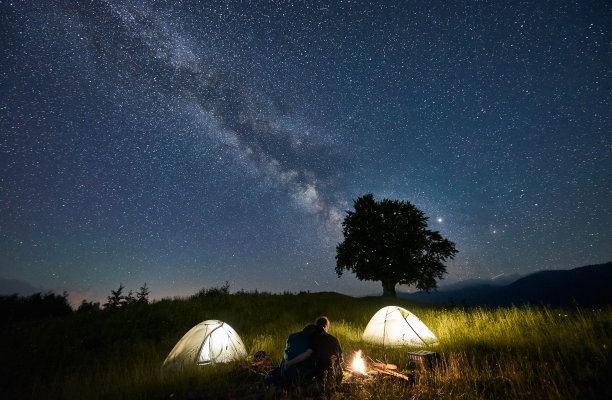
[311,328,343,384]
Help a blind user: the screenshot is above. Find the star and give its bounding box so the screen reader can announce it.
[0,0,608,302]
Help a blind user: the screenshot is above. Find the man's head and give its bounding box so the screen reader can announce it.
[315,316,330,332]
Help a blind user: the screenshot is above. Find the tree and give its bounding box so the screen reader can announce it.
[123,290,136,305]
[335,193,458,297]
[104,284,125,309]
[135,283,150,303]
[104,283,150,308]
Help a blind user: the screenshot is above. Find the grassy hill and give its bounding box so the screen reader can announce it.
[1,289,610,399]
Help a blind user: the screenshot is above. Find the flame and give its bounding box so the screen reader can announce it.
[352,350,366,374]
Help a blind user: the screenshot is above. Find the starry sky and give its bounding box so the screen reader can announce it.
[1,0,610,305]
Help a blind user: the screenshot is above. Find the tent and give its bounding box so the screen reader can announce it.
[362,306,438,347]
[163,320,248,368]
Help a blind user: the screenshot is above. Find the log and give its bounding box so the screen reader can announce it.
[371,367,411,381]
[371,362,397,370]
[346,366,368,376]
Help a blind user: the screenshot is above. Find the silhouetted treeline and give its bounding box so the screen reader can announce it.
[190,281,230,299]
[1,283,152,325]
[0,292,72,325]
[104,283,150,308]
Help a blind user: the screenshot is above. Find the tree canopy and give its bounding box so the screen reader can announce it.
[335,193,458,297]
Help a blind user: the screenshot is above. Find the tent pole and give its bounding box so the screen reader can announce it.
[404,315,426,345]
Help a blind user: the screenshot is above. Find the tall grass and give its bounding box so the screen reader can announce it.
[1,291,610,399]
[416,307,611,399]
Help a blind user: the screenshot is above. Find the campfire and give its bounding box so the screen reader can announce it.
[347,350,371,381]
[351,350,367,375]
[346,350,411,382]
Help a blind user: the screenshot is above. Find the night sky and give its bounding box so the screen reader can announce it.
[1,0,610,305]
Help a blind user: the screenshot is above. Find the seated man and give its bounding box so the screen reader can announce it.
[310,316,343,386]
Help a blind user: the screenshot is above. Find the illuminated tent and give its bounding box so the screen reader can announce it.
[163,320,248,369]
[362,306,437,347]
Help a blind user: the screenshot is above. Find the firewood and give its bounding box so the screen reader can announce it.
[371,362,397,370]
[372,367,411,381]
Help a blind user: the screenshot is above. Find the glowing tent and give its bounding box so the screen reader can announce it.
[163,320,248,369]
[362,306,437,347]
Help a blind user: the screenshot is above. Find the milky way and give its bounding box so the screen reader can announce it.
[1,0,610,304]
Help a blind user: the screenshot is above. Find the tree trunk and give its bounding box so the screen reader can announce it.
[382,280,397,298]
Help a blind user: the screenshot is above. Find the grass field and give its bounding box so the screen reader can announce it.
[1,289,610,399]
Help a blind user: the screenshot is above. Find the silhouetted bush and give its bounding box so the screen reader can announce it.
[0,291,72,324]
[77,300,101,312]
[191,282,230,299]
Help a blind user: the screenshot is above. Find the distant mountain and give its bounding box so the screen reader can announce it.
[399,262,612,307]
[438,273,523,291]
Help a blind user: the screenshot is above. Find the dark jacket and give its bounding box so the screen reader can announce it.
[282,329,314,385]
[311,327,343,384]
[265,326,316,388]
